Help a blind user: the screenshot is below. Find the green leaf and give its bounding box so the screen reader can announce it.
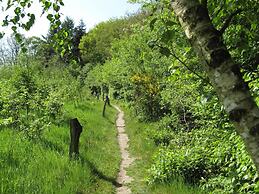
[21,47,27,53]
[147,40,157,49]
[53,4,60,12]
[251,23,257,31]
[54,13,60,20]
[20,2,26,7]
[15,33,22,43]
[55,20,61,26]
[3,16,9,26]
[159,47,171,57]
[63,31,68,37]
[6,0,13,10]
[161,30,174,43]
[44,1,52,10]
[47,14,54,22]
[0,32,5,39]
[61,49,66,57]
[59,0,64,6]
[165,20,177,27]
[11,15,20,24]
[14,7,21,15]
[58,39,64,46]
[11,26,17,32]
[150,18,157,31]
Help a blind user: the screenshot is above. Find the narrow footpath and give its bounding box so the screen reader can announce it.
[114,105,135,194]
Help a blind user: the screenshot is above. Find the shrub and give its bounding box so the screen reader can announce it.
[148,127,259,193]
[0,66,64,140]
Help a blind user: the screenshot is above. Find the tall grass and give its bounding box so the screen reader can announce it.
[0,100,120,194]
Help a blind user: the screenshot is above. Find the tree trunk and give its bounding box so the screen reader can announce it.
[171,0,259,171]
[69,118,83,159]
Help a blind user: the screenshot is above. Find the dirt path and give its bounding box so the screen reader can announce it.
[114,105,134,194]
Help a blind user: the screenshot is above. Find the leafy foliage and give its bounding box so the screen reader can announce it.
[1,0,259,193]
[84,1,259,192]
[0,65,64,140]
[0,0,65,50]
[42,17,86,65]
[79,14,145,65]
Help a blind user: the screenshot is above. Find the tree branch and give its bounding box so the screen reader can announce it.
[200,0,207,8]
[219,9,242,35]
[156,44,212,86]
[170,50,213,86]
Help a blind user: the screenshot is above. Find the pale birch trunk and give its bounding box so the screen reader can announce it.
[171,0,259,171]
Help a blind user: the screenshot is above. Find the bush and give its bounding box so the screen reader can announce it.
[0,66,64,140]
[148,127,259,193]
[147,67,259,193]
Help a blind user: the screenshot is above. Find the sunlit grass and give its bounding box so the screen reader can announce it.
[0,99,120,194]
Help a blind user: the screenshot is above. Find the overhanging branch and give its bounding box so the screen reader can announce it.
[156,44,212,86]
[219,9,242,35]
[170,50,212,86]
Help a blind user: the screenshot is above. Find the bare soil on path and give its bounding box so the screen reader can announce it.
[113,105,135,194]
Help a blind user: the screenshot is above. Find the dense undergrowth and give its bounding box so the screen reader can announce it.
[122,99,259,193]
[122,105,207,194]
[84,2,259,192]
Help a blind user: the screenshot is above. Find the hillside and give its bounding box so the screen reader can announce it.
[1,0,259,193]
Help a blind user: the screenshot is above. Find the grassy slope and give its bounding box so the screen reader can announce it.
[0,100,120,194]
[123,106,206,194]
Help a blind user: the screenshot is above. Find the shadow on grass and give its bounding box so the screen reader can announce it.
[102,106,116,125]
[104,117,115,125]
[79,156,121,187]
[1,152,20,168]
[75,103,94,112]
[40,138,65,154]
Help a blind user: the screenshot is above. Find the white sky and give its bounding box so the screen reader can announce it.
[0,0,140,37]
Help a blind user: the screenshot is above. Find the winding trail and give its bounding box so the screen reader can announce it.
[114,105,135,194]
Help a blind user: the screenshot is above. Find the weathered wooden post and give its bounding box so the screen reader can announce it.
[102,95,110,117]
[69,118,82,159]
[106,95,111,106]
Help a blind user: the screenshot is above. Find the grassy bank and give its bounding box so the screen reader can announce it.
[0,100,120,194]
[123,106,206,194]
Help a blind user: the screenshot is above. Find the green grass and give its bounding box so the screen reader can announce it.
[122,106,206,194]
[0,99,120,194]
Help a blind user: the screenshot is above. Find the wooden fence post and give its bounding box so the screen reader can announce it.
[69,118,82,159]
[102,95,110,117]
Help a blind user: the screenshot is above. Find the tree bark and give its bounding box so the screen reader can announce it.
[171,0,259,171]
